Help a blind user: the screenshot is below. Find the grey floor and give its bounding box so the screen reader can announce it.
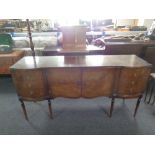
[0,76,155,135]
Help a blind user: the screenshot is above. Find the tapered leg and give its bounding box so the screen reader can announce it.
[109,97,115,117]
[19,99,28,121]
[48,99,53,119]
[134,95,142,117]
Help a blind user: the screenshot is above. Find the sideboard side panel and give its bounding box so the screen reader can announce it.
[116,67,151,98]
[11,69,48,101]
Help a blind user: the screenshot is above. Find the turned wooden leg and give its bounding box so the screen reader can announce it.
[109,97,115,117]
[19,99,28,121]
[147,85,154,104]
[134,95,142,117]
[48,99,53,119]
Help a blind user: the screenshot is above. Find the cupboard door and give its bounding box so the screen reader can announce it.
[47,68,81,98]
[82,68,116,98]
[11,69,48,101]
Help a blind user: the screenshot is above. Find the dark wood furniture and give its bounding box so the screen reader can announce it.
[0,50,24,74]
[43,45,105,56]
[10,55,151,120]
[43,40,155,56]
[43,40,155,72]
[61,26,87,50]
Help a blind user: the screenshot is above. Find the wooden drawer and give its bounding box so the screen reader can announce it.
[46,68,81,98]
[82,68,116,98]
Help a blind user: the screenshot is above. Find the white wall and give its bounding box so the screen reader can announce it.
[143,19,154,30]
[116,19,137,26]
[115,19,154,30]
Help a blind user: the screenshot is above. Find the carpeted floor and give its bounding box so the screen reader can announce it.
[0,76,155,135]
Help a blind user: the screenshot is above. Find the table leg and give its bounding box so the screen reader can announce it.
[19,99,29,121]
[109,97,115,117]
[48,99,53,119]
[134,95,142,117]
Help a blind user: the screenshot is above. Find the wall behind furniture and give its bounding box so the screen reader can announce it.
[143,19,154,30]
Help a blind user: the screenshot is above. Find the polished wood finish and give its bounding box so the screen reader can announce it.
[10,55,151,69]
[43,41,155,72]
[43,40,155,56]
[47,68,81,98]
[110,67,151,117]
[10,55,151,119]
[82,68,116,98]
[11,69,48,101]
[43,45,105,56]
[116,67,151,98]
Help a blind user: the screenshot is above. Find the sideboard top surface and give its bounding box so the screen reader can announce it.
[10,55,152,70]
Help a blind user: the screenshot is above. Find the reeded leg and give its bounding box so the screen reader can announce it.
[48,99,53,119]
[134,95,142,117]
[19,99,28,121]
[109,97,115,117]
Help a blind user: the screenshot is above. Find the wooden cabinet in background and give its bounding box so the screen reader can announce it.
[61,26,87,50]
[0,50,24,74]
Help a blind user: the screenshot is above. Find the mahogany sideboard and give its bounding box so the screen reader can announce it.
[10,55,151,120]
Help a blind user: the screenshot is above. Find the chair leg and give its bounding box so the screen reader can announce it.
[134,95,142,117]
[19,99,29,121]
[48,99,53,119]
[109,97,115,117]
[152,96,155,105]
[147,85,154,104]
[144,78,151,103]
